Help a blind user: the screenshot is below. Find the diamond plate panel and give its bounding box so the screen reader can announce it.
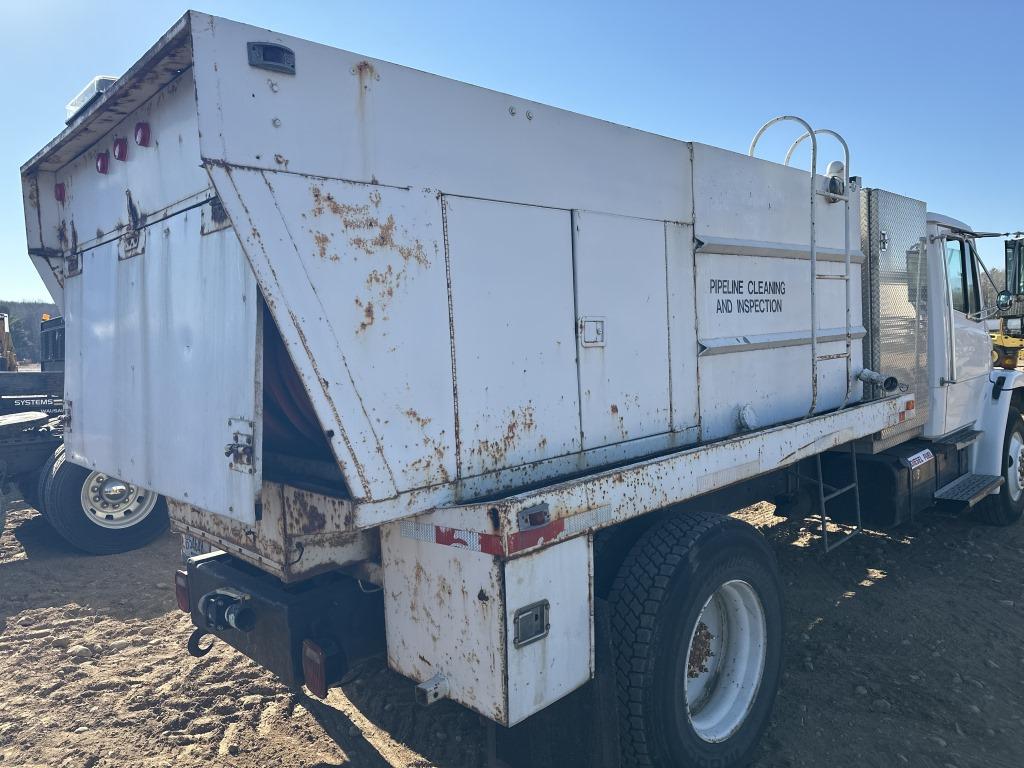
[860,189,929,441]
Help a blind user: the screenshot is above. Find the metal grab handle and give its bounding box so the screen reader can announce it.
[785,128,854,407]
[750,116,820,416]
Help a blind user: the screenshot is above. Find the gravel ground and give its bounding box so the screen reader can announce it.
[1,499,1023,767]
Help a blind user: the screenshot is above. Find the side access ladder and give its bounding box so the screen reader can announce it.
[790,442,863,553]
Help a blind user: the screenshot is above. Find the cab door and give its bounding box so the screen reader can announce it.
[941,236,992,433]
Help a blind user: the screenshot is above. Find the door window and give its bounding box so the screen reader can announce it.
[945,239,967,313]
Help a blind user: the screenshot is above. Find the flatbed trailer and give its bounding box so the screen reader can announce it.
[21,12,1024,767]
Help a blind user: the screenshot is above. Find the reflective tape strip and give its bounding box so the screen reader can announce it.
[399,505,613,556]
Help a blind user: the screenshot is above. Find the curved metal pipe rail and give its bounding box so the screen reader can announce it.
[749,116,821,417]
[785,128,854,408]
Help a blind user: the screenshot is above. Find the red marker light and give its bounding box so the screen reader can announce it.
[174,570,190,612]
[134,121,151,147]
[112,137,128,161]
[95,152,109,174]
[54,183,66,203]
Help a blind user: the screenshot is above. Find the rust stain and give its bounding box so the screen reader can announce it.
[472,405,537,467]
[274,153,289,169]
[354,298,375,333]
[57,220,68,251]
[313,231,336,261]
[610,404,619,415]
[70,220,78,254]
[688,621,715,678]
[405,409,431,428]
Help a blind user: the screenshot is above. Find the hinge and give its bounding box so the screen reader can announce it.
[225,418,255,474]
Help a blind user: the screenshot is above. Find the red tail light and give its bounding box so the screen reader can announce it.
[302,639,329,698]
[95,152,109,174]
[134,122,151,147]
[112,137,128,161]
[174,570,190,612]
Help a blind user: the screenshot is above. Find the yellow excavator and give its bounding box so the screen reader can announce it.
[992,237,1024,369]
[0,314,17,372]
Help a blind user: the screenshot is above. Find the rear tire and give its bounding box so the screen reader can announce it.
[34,446,62,518]
[976,407,1024,526]
[609,510,783,768]
[43,450,168,555]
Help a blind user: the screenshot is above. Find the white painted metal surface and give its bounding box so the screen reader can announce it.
[63,205,261,522]
[573,211,672,448]
[445,197,580,477]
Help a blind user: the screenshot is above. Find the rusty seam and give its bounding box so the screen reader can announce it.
[257,169,398,493]
[211,162,372,499]
[441,195,463,485]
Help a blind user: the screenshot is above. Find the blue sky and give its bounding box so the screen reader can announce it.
[2,0,1021,300]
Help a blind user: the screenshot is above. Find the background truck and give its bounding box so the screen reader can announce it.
[19,12,1024,767]
[0,316,168,554]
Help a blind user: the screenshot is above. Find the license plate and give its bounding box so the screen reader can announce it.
[181,533,213,562]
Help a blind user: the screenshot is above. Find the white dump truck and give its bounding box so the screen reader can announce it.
[20,12,1023,767]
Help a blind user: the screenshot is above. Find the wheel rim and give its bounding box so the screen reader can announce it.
[683,579,767,743]
[79,471,158,530]
[1009,432,1024,503]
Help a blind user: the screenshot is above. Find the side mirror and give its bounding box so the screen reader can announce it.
[1006,238,1024,296]
[997,290,1014,311]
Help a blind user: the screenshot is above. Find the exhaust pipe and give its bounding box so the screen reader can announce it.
[857,368,898,392]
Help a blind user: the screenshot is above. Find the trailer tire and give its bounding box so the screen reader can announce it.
[43,450,168,555]
[977,407,1024,526]
[33,446,62,518]
[609,510,783,768]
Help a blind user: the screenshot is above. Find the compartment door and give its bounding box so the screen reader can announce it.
[574,211,672,449]
[63,204,261,523]
[444,197,581,477]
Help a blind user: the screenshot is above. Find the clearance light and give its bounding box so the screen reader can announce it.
[95,152,109,174]
[134,121,151,147]
[112,137,128,161]
[54,183,65,203]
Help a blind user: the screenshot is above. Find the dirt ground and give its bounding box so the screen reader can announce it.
[1,499,1023,768]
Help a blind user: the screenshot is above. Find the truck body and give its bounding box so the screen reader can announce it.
[22,12,1023,765]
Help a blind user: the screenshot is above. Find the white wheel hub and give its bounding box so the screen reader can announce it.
[684,579,767,743]
[80,471,158,530]
[1009,432,1024,503]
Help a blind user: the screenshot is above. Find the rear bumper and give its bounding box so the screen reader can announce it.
[184,552,384,689]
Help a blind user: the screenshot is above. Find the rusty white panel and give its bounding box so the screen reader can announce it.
[573,211,670,449]
[441,396,915,557]
[380,522,507,723]
[63,204,261,522]
[243,171,456,492]
[666,222,699,432]
[189,13,692,224]
[444,196,581,477]
[505,536,592,725]
[209,164,393,504]
[52,69,209,255]
[170,482,374,583]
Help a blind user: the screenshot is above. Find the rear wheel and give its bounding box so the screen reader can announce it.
[977,407,1024,526]
[43,449,168,554]
[609,510,783,768]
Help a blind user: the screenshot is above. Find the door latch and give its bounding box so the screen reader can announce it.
[580,316,606,347]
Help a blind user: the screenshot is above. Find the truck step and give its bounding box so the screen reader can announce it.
[934,474,1003,507]
[932,428,983,451]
